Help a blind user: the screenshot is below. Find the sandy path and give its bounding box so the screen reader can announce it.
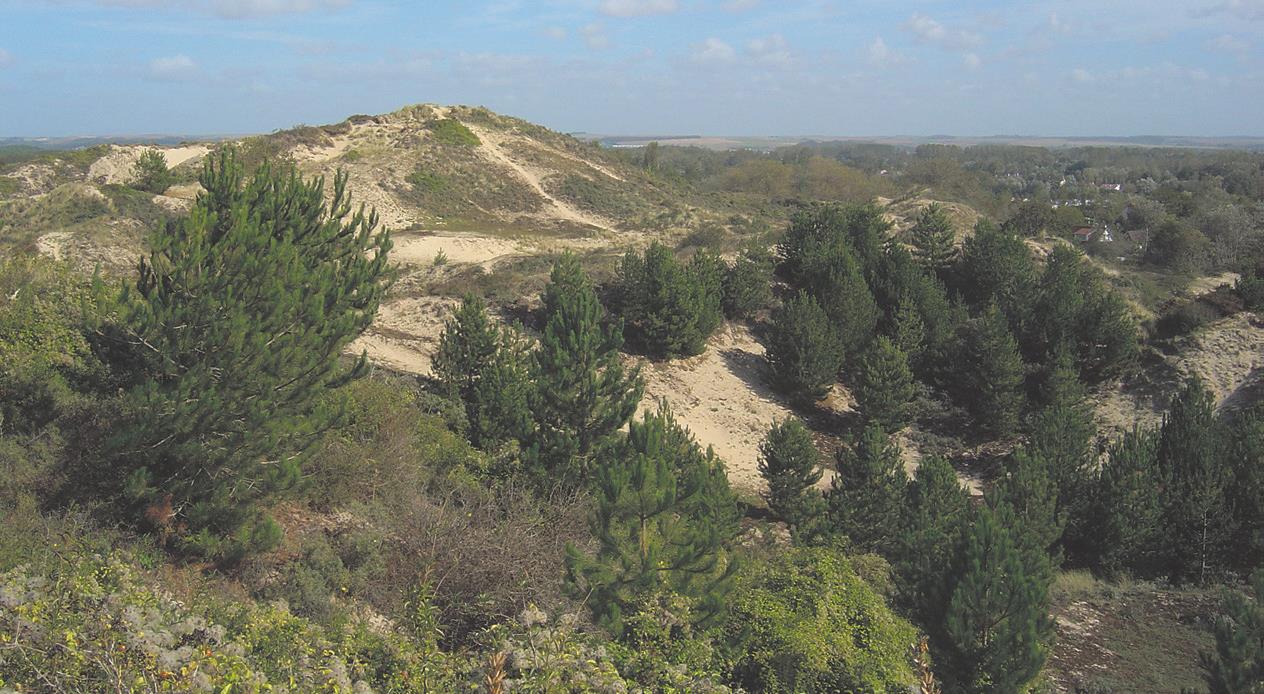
[463,123,616,233]
[347,296,459,376]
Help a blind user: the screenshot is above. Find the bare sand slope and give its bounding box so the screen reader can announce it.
[391,233,525,267]
[1095,311,1264,436]
[635,324,834,493]
[348,296,459,376]
[87,145,211,186]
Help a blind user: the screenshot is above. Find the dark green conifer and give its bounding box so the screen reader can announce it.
[940,504,1054,694]
[854,336,916,433]
[616,242,722,358]
[954,304,1026,438]
[910,203,957,276]
[1085,427,1163,577]
[722,246,774,319]
[827,423,908,554]
[765,291,844,400]
[531,254,643,487]
[566,404,740,635]
[1157,377,1233,584]
[757,418,824,534]
[988,449,1063,573]
[115,150,392,558]
[1200,570,1264,694]
[896,455,971,621]
[1027,350,1095,554]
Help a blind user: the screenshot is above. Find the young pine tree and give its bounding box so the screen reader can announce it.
[910,203,957,277]
[1157,377,1234,584]
[757,418,824,535]
[956,221,1036,320]
[827,422,908,554]
[566,404,740,635]
[1084,427,1163,577]
[955,304,1026,438]
[131,149,172,194]
[722,245,774,319]
[854,336,917,434]
[114,150,392,558]
[1026,350,1096,555]
[433,295,533,450]
[531,254,643,488]
[1227,406,1264,572]
[1200,570,1264,694]
[616,242,722,358]
[895,455,972,623]
[987,449,1063,573]
[765,291,845,400]
[940,504,1054,694]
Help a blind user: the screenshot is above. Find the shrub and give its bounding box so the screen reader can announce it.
[724,546,919,693]
[614,242,723,359]
[764,291,844,400]
[722,245,775,319]
[428,118,481,147]
[131,149,171,194]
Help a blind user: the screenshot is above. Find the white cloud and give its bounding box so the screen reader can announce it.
[1206,33,1251,57]
[691,37,736,64]
[746,33,791,67]
[580,22,609,49]
[599,0,678,17]
[867,36,908,67]
[147,53,198,80]
[963,52,981,69]
[902,13,983,51]
[543,26,568,40]
[723,0,759,11]
[1193,0,1264,21]
[1071,67,1095,83]
[58,0,351,19]
[0,49,11,68]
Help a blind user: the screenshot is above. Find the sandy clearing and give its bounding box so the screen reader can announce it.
[391,233,524,267]
[346,295,459,376]
[635,324,826,493]
[1095,311,1264,437]
[464,123,617,233]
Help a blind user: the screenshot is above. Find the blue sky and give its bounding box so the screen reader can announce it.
[0,0,1261,137]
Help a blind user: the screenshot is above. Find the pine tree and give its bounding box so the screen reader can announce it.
[765,291,844,400]
[132,149,172,194]
[1228,406,1264,571]
[910,203,957,276]
[1158,377,1233,584]
[1085,427,1163,577]
[892,297,926,365]
[1201,570,1264,694]
[896,455,972,623]
[616,242,721,358]
[804,241,879,358]
[113,150,392,558]
[956,220,1035,321]
[531,253,643,488]
[988,449,1063,573]
[757,418,824,534]
[827,422,908,554]
[854,336,916,433]
[940,504,1054,694]
[566,404,740,635]
[954,304,1026,438]
[1027,350,1095,555]
[433,295,533,450]
[722,245,774,319]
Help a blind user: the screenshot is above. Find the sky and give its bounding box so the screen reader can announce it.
[0,0,1262,137]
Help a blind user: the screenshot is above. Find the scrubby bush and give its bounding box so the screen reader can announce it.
[131,148,172,194]
[428,117,481,147]
[723,546,919,693]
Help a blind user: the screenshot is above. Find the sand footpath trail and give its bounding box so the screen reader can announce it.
[464,123,616,233]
